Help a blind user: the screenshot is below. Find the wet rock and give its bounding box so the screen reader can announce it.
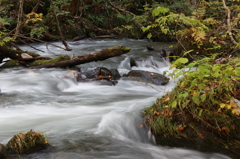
[124,70,169,85]
[147,45,155,51]
[110,68,121,80]
[130,57,138,68]
[75,67,118,85]
[6,129,49,154]
[21,53,33,59]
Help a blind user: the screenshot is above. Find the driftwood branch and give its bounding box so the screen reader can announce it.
[31,46,130,68]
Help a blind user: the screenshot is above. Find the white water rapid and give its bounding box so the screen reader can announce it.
[0,39,231,159]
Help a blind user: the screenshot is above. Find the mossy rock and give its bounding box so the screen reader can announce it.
[144,56,240,158]
[0,60,21,68]
[6,129,49,154]
[123,70,170,85]
[144,82,240,158]
[30,55,70,66]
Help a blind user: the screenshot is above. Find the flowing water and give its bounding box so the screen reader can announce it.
[0,39,231,159]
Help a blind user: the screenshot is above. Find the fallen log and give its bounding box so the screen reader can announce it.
[31,46,131,68]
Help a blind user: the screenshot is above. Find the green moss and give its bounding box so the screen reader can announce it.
[6,129,49,154]
[107,46,131,52]
[30,55,70,66]
[0,60,20,68]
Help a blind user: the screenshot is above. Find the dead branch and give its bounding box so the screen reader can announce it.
[17,34,68,51]
[18,38,45,53]
[222,0,238,45]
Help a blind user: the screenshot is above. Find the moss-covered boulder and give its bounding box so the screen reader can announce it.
[6,129,49,154]
[144,56,240,159]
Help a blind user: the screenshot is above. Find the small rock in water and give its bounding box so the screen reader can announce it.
[6,129,49,154]
[21,53,33,59]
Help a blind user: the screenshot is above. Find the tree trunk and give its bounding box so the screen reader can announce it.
[31,46,130,68]
[70,0,81,16]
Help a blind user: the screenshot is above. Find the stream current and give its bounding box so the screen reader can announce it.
[0,39,231,159]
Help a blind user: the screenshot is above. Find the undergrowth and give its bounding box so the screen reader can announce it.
[144,54,240,139]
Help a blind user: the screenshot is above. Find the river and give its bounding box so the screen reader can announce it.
[0,39,231,159]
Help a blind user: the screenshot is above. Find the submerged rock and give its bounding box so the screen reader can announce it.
[66,67,119,86]
[130,57,138,68]
[123,70,169,85]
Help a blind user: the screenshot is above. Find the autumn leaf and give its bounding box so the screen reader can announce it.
[154,111,160,116]
[232,109,239,116]
[177,125,184,131]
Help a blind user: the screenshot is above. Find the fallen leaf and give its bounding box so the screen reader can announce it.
[177,125,184,131]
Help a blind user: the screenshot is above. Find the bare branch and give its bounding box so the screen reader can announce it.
[222,0,238,45]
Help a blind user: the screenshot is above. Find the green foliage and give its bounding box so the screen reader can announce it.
[142,7,209,45]
[145,55,240,137]
[142,0,239,56]
[152,7,170,16]
[0,17,13,46]
[30,27,46,38]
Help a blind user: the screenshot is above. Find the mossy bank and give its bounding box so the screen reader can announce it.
[144,56,240,159]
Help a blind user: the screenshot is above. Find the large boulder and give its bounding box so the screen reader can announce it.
[123,70,169,85]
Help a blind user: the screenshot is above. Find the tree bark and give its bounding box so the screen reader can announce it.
[31,46,131,68]
[14,0,24,40]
